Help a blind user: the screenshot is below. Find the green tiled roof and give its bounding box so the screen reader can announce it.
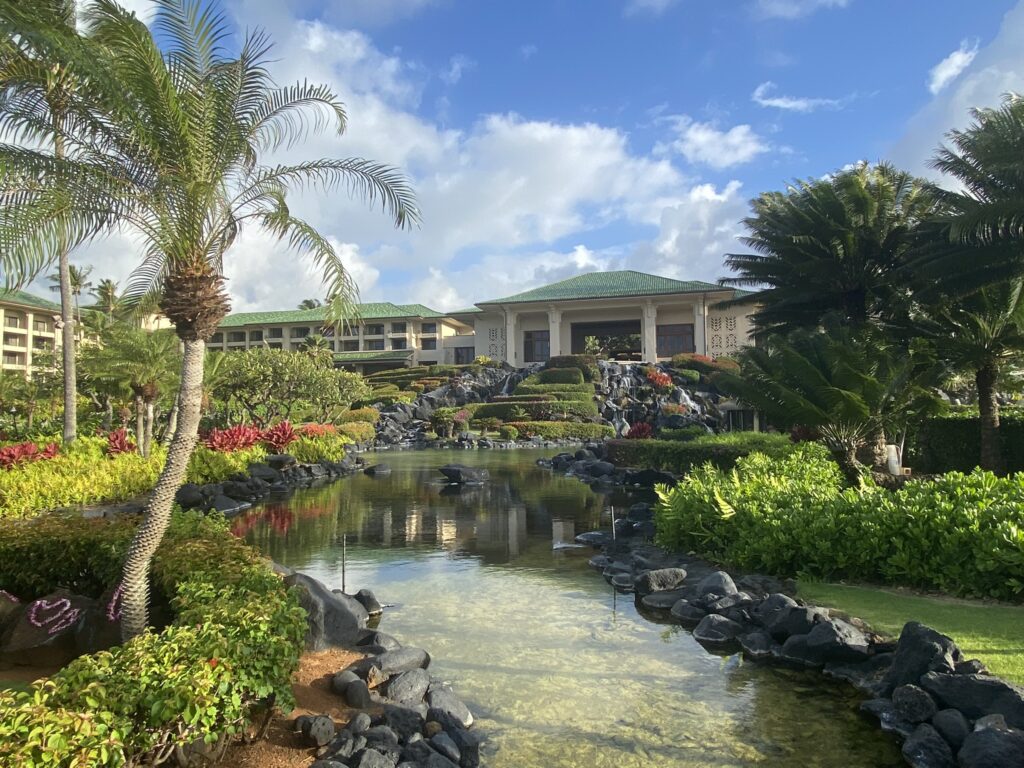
[333,349,413,363]
[0,289,61,312]
[221,301,445,328]
[449,306,484,314]
[477,270,733,305]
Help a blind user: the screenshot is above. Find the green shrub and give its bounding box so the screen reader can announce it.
[909,411,1024,474]
[290,433,350,463]
[507,421,614,440]
[512,383,595,399]
[492,394,557,402]
[0,511,305,767]
[658,425,708,442]
[537,367,585,385]
[669,353,740,376]
[339,407,380,424]
[655,447,1024,601]
[474,399,597,422]
[675,368,700,384]
[427,364,459,376]
[187,445,267,485]
[546,354,599,382]
[607,432,795,473]
[336,421,375,443]
[498,425,519,441]
[0,446,165,520]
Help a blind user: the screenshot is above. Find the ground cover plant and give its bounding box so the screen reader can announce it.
[607,432,795,474]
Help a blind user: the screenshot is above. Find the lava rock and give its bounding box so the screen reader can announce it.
[448,725,482,768]
[901,723,955,768]
[696,571,737,598]
[765,605,827,643]
[353,748,393,768]
[379,647,431,674]
[780,634,824,669]
[930,709,969,751]
[860,698,917,738]
[751,593,798,628]
[331,670,360,695]
[431,732,461,764]
[920,672,1024,728]
[640,589,690,611]
[824,653,894,697]
[354,589,383,617]
[247,462,282,483]
[802,618,872,664]
[266,454,296,470]
[427,688,473,728]
[174,483,205,509]
[738,630,776,661]
[382,703,425,742]
[883,622,962,695]
[348,712,372,733]
[345,679,372,709]
[692,614,745,648]
[705,592,753,614]
[893,684,939,724]
[438,464,489,484]
[283,572,369,650]
[304,715,336,748]
[386,668,431,704]
[670,599,707,627]
[957,727,1024,768]
[633,568,688,597]
[364,464,392,476]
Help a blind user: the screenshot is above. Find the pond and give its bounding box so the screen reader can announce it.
[237,448,902,768]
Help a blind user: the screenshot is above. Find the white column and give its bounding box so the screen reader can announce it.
[693,297,707,356]
[547,307,562,358]
[24,311,33,370]
[641,302,658,363]
[505,310,519,366]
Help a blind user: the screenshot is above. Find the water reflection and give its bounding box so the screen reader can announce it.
[240,449,902,768]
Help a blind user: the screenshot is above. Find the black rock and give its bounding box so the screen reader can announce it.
[431,732,461,763]
[427,689,473,728]
[901,723,955,768]
[266,454,296,470]
[174,483,205,509]
[930,708,970,750]
[640,588,690,611]
[355,588,383,617]
[705,592,753,614]
[670,599,707,627]
[765,605,827,643]
[364,464,392,476]
[386,669,430,704]
[633,568,688,597]
[802,619,872,664]
[346,679,372,709]
[610,573,635,593]
[304,715,336,747]
[860,698,917,738]
[448,725,482,768]
[207,493,250,515]
[438,464,489,484]
[379,647,431,674]
[353,748,393,768]
[779,633,824,669]
[363,725,400,751]
[696,571,737,598]
[955,659,988,675]
[349,712,372,733]
[575,531,610,547]
[382,703,425,742]
[357,630,403,652]
[823,653,894,697]
[332,670,360,695]
[920,671,1024,728]
[957,727,1024,768]
[627,503,654,522]
[883,622,962,696]
[283,572,369,650]
[247,462,282,482]
[738,630,776,661]
[692,614,745,648]
[893,684,939,724]
[751,593,798,627]
[310,761,347,768]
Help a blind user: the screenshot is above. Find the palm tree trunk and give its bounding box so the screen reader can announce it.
[163,395,179,445]
[102,396,113,432]
[976,361,1002,474]
[832,442,864,487]
[134,394,145,456]
[120,338,204,641]
[143,400,155,458]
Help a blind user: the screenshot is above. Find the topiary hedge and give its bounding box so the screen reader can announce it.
[669,353,740,376]
[607,432,796,474]
[537,367,585,385]
[506,421,614,440]
[512,383,595,400]
[545,354,599,382]
[491,394,557,402]
[339,407,381,424]
[473,399,598,421]
[657,425,708,442]
[0,511,306,766]
[336,421,375,443]
[909,411,1024,474]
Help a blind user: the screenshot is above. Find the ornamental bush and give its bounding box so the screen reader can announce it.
[658,425,708,442]
[187,445,267,485]
[338,407,380,424]
[492,394,557,402]
[909,411,1024,474]
[289,432,351,463]
[537,367,585,385]
[655,446,1024,601]
[674,368,700,384]
[545,354,599,382]
[669,353,740,376]
[497,425,519,441]
[0,511,306,767]
[606,432,795,474]
[510,385,594,401]
[474,399,598,422]
[506,421,614,440]
[336,421,375,444]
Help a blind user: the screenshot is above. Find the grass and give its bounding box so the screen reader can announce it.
[798,582,1024,685]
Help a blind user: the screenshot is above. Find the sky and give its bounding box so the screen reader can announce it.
[63,0,1024,313]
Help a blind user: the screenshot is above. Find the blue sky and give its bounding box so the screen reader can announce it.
[81,0,1024,312]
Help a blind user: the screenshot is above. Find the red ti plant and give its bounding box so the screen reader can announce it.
[106,428,137,456]
[625,422,654,440]
[262,421,298,453]
[204,424,264,452]
[300,423,337,438]
[0,441,60,469]
[646,368,674,391]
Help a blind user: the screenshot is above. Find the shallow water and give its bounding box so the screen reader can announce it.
[239,449,902,768]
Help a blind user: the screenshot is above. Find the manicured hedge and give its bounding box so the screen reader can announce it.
[512,383,595,398]
[0,511,306,766]
[337,421,375,443]
[188,444,267,485]
[339,407,381,424]
[909,412,1024,474]
[538,367,585,385]
[669,353,740,376]
[473,399,598,421]
[507,421,614,440]
[656,445,1024,601]
[607,432,795,474]
[492,394,557,402]
[674,368,700,384]
[658,425,709,442]
[546,354,599,382]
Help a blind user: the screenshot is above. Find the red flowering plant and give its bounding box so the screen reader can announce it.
[646,368,674,392]
[262,421,298,452]
[106,428,137,456]
[661,403,688,416]
[0,441,59,469]
[625,422,654,440]
[300,423,337,438]
[204,424,264,452]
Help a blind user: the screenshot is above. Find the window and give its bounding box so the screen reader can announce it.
[32,337,50,350]
[341,324,358,337]
[454,346,474,365]
[364,324,384,336]
[249,330,263,342]
[5,316,23,329]
[210,332,224,344]
[419,360,436,366]
[268,327,283,338]
[3,334,24,348]
[267,342,282,349]
[228,331,246,343]
[342,340,359,351]
[33,321,51,334]
[290,326,310,338]
[3,353,23,366]
[421,322,437,334]
[421,338,437,350]
[390,322,407,334]
[524,330,550,363]
[391,338,408,350]
[656,324,695,358]
[365,339,385,350]
[320,325,335,338]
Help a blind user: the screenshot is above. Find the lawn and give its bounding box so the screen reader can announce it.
[797,582,1024,685]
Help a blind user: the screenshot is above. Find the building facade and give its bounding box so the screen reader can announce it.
[452,271,755,366]
[0,290,62,376]
[209,302,473,373]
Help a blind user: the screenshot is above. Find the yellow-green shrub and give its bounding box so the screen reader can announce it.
[337,421,375,443]
[507,421,614,440]
[187,445,267,485]
[290,433,350,463]
[339,407,380,424]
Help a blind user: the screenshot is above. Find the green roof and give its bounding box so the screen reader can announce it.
[221,301,445,328]
[332,349,414,363]
[477,270,732,305]
[0,289,61,312]
[449,306,484,315]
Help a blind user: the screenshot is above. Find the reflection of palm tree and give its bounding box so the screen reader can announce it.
[48,264,93,326]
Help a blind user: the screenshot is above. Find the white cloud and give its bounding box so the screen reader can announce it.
[519,44,538,61]
[624,0,679,15]
[315,0,440,27]
[928,39,980,94]
[440,55,474,86]
[751,81,848,112]
[664,117,769,169]
[756,0,849,19]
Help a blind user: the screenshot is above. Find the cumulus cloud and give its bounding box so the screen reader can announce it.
[928,39,980,94]
[756,0,849,19]
[751,81,848,112]
[440,55,475,86]
[664,117,769,169]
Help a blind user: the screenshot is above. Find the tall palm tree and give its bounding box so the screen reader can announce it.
[298,297,323,310]
[0,0,95,444]
[0,0,418,639]
[721,163,939,335]
[91,276,120,315]
[48,262,92,324]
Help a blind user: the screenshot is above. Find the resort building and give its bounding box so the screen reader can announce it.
[452,270,756,366]
[0,289,62,376]
[209,303,474,373]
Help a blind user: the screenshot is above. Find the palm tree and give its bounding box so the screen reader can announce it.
[48,262,93,324]
[298,298,323,310]
[714,328,941,485]
[721,163,939,335]
[906,280,1024,473]
[91,277,120,315]
[0,0,418,639]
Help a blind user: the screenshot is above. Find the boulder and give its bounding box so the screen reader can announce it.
[354,588,383,617]
[247,462,282,483]
[623,468,677,487]
[930,708,970,751]
[633,568,688,597]
[364,464,392,476]
[427,688,473,728]
[692,614,745,648]
[901,723,955,768]
[779,634,824,669]
[207,494,250,515]
[640,589,690,611]
[331,670,360,695]
[751,593,798,627]
[447,726,482,768]
[386,669,431,704]
[345,679,372,709]
[921,672,1024,728]
[430,732,461,764]
[670,599,707,627]
[696,571,738,598]
[0,589,91,667]
[174,483,205,509]
[802,619,872,664]
[382,703,425,742]
[353,748,393,768]
[957,727,1024,768]
[266,454,296,470]
[823,653,894,697]
[378,646,431,674]
[883,622,962,695]
[893,684,939,724]
[738,630,777,661]
[860,698,916,738]
[283,572,368,650]
[303,715,336,747]
[588,461,615,477]
[765,605,827,642]
[438,464,489,484]
[705,592,753,614]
